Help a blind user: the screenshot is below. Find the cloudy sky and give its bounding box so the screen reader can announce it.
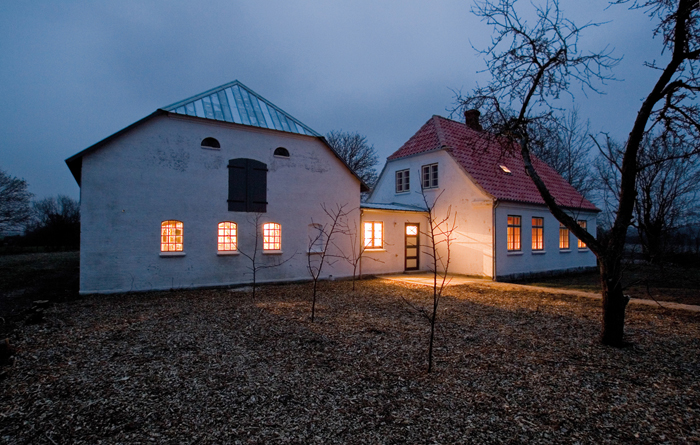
[0,1,664,200]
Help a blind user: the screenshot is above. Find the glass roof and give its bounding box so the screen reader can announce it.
[162,80,320,137]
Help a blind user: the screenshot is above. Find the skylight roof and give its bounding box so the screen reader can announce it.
[162,80,320,137]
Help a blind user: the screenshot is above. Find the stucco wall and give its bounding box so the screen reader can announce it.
[368,150,494,277]
[79,114,361,293]
[494,202,598,279]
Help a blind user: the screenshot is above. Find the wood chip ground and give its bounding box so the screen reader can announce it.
[1,279,698,444]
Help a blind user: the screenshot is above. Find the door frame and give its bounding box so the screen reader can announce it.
[404,223,420,271]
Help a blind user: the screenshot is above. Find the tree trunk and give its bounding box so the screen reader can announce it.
[599,256,630,346]
[311,280,318,322]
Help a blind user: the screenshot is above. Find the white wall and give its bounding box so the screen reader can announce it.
[368,150,494,277]
[494,202,598,279]
[79,114,361,293]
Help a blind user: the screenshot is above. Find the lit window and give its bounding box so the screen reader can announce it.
[421,163,438,189]
[507,215,521,251]
[396,169,410,193]
[577,220,587,249]
[500,165,511,174]
[217,222,237,251]
[363,221,383,249]
[161,220,183,252]
[201,137,220,149]
[274,147,290,157]
[532,217,544,251]
[308,224,325,253]
[560,223,570,250]
[406,225,418,236]
[263,222,281,250]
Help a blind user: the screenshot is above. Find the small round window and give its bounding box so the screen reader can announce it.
[274,147,290,158]
[201,137,220,149]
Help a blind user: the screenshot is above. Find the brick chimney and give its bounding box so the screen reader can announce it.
[464,109,482,131]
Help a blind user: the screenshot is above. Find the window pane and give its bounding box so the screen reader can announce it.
[577,220,587,248]
[161,221,184,252]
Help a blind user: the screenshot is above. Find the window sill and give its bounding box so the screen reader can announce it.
[160,252,186,257]
[507,251,523,256]
[532,250,546,255]
[395,191,410,195]
[263,250,283,255]
[217,251,240,256]
[273,155,289,159]
[365,248,386,252]
[421,186,439,191]
[559,249,571,253]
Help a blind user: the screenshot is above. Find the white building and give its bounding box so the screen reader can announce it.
[66,81,366,294]
[363,113,598,280]
[67,83,597,294]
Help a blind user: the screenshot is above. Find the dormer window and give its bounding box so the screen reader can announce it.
[274,147,290,158]
[500,165,511,174]
[201,137,220,149]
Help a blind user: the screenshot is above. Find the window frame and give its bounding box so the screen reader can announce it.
[263,222,282,252]
[217,221,238,254]
[160,220,184,255]
[531,217,544,251]
[577,220,588,249]
[421,163,439,189]
[273,147,290,158]
[363,221,384,250]
[507,215,521,252]
[395,169,410,193]
[559,223,570,250]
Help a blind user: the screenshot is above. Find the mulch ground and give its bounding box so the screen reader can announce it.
[1,279,699,444]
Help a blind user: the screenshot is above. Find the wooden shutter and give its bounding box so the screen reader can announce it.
[228,158,267,212]
[248,159,268,213]
[227,159,247,212]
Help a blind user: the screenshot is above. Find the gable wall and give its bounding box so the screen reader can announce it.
[369,151,495,277]
[494,202,597,279]
[79,115,360,293]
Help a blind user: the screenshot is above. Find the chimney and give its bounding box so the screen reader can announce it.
[464,109,482,131]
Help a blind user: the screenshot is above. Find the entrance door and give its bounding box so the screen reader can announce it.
[405,223,419,271]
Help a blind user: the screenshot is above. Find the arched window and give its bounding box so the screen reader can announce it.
[217,222,237,251]
[273,147,290,157]
[263,222,281,251]
[201,137,220,149]
[161,220,183,252]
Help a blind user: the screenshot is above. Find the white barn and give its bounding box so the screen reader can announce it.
[66,81,366,294]
[67,83,597,294]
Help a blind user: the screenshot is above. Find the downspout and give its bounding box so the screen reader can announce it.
[492,199,499,281]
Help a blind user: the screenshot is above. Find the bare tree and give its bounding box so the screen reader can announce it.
[458,0,699,346]
[530,108,596,197]
[25,195,80,247]
[0,168,32,233]
[596,133,700,263]
[307,203,347,322]
[238,213,296,299]
[336,208,385,291]
[401,188,457,373]
[325,131,379,191]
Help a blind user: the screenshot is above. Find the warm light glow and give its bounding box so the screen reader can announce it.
[532,217,544,250]
[507,215,521,251]
[406,225,418,236]
[500,165,511,174]
[559,223,570,249]
[577,220,587,249]
[263,222,281,250]
[217,222,237,251]
[161,220,183,252]
[363,221,383,248]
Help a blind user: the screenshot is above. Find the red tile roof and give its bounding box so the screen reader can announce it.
[388,116,598,211]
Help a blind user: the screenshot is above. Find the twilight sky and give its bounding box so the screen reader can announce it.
[0,1,664,200]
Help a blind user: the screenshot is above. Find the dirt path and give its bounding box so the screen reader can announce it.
[378,273,700,313]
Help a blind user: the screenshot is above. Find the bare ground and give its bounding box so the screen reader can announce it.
[1,279,698,444]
